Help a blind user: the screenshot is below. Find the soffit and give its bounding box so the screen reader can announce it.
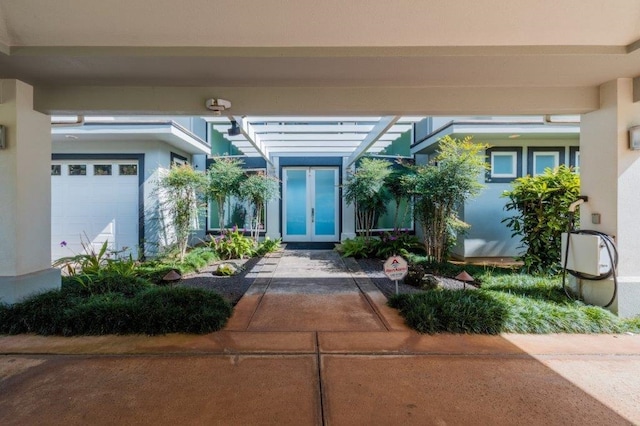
[1,0,639,47]
[1,1,640,115]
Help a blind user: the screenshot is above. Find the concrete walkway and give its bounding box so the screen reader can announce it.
[225,249,407,332]
[1,250,640,425]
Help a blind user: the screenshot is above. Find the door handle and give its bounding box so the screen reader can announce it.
[311,207,315,223]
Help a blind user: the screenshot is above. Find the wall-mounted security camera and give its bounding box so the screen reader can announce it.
[205,98,231,116]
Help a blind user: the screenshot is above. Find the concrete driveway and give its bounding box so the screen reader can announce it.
[1,250,639,425]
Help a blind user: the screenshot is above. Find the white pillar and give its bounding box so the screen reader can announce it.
[265,156,281,240]
[340,158,356,241]
[580,78,640,317]
[0,80,60,304]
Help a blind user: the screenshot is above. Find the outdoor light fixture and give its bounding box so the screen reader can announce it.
[228,120,241,136]
[205,98,231,116]
[0,125,6,149]
[629,125,640,150]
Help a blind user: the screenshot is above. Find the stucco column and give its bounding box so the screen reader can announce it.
[580,78,640,317]
[265,156,281,240]
[0,80,60,304]
[340,158,356,241]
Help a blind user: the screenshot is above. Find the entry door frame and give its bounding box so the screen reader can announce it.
[282,166,340,242]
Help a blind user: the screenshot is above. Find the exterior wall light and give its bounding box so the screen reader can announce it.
[629,125,640,150]
[0,124,6,149]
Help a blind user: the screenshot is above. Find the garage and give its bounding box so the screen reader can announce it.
[51,158,141,262]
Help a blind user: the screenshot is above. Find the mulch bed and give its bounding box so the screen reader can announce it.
[179,257,262,305]
[355,257,474,299]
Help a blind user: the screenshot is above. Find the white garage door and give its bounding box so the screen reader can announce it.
[51,160,140,262]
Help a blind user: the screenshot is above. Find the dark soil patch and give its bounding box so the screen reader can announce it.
[179,257,262,305]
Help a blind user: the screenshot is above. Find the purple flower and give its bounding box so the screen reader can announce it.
[60,241,67,247]
[389,236,397,241]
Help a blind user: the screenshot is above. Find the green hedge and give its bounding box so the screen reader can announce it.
[0,284,232,336]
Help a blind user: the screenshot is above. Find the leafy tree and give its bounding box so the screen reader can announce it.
[206,157,245,231]
[384,161,414,230]
[404,136,488,262]
[238,171,280,241]
[502,165,580,274]
[343,158,392,240]
[157,164,206,262]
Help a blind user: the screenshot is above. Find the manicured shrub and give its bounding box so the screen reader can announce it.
[64,293,136,335]
[62,273,153,297]
[0,285,233,336]
[133,287,232,335]
[389,291,507,334]
[0,289,78,335]
[389,273,640,334]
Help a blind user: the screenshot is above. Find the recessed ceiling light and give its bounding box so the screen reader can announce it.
[508,134,521,139]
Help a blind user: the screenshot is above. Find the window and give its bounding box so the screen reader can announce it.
[170,152,188,167]
[94,164,112,176]
[570,147,580,173]
[119,164,138,176]
[208,169,267,232]
[68,164,86,176]
[527,147,565,177]
[51,165,61,176]
[533,152,559,175]
[485,147,522,183]
[491,152,517,178]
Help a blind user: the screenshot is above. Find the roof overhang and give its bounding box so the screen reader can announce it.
[411,121,580,155]
[51,121,211,155]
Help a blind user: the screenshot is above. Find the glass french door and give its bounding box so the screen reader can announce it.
[283,167,339,242]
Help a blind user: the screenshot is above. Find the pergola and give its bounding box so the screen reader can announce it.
[1,0,640,315]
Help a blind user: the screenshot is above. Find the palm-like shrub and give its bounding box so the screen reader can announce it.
[344,158,392,240]
[238,171,279,241]
[157,164,206,262]
[206,157,246,231]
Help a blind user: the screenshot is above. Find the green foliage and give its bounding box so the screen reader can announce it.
[384,162,414,230]
[404,136,488,262]
[502,165,581,274]
[344,158,392,239]
[134,287,232,335]
[0,290,79,335]
[389,291,507,334]
[206,157,246,231]
[337,231,423,259]
[389,273,640,334]
[256,237,282,256]
[374,230,423,259]
[62,273,153,297]
[335,237,378,258]
[238,172,280,241]
[0,284,232,336]
[157,163,207,262]
[210,227,256,260]
[53,238,112,276]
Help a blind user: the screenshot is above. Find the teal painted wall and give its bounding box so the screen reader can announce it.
[380,131,411,156]
[210,128,242,156]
